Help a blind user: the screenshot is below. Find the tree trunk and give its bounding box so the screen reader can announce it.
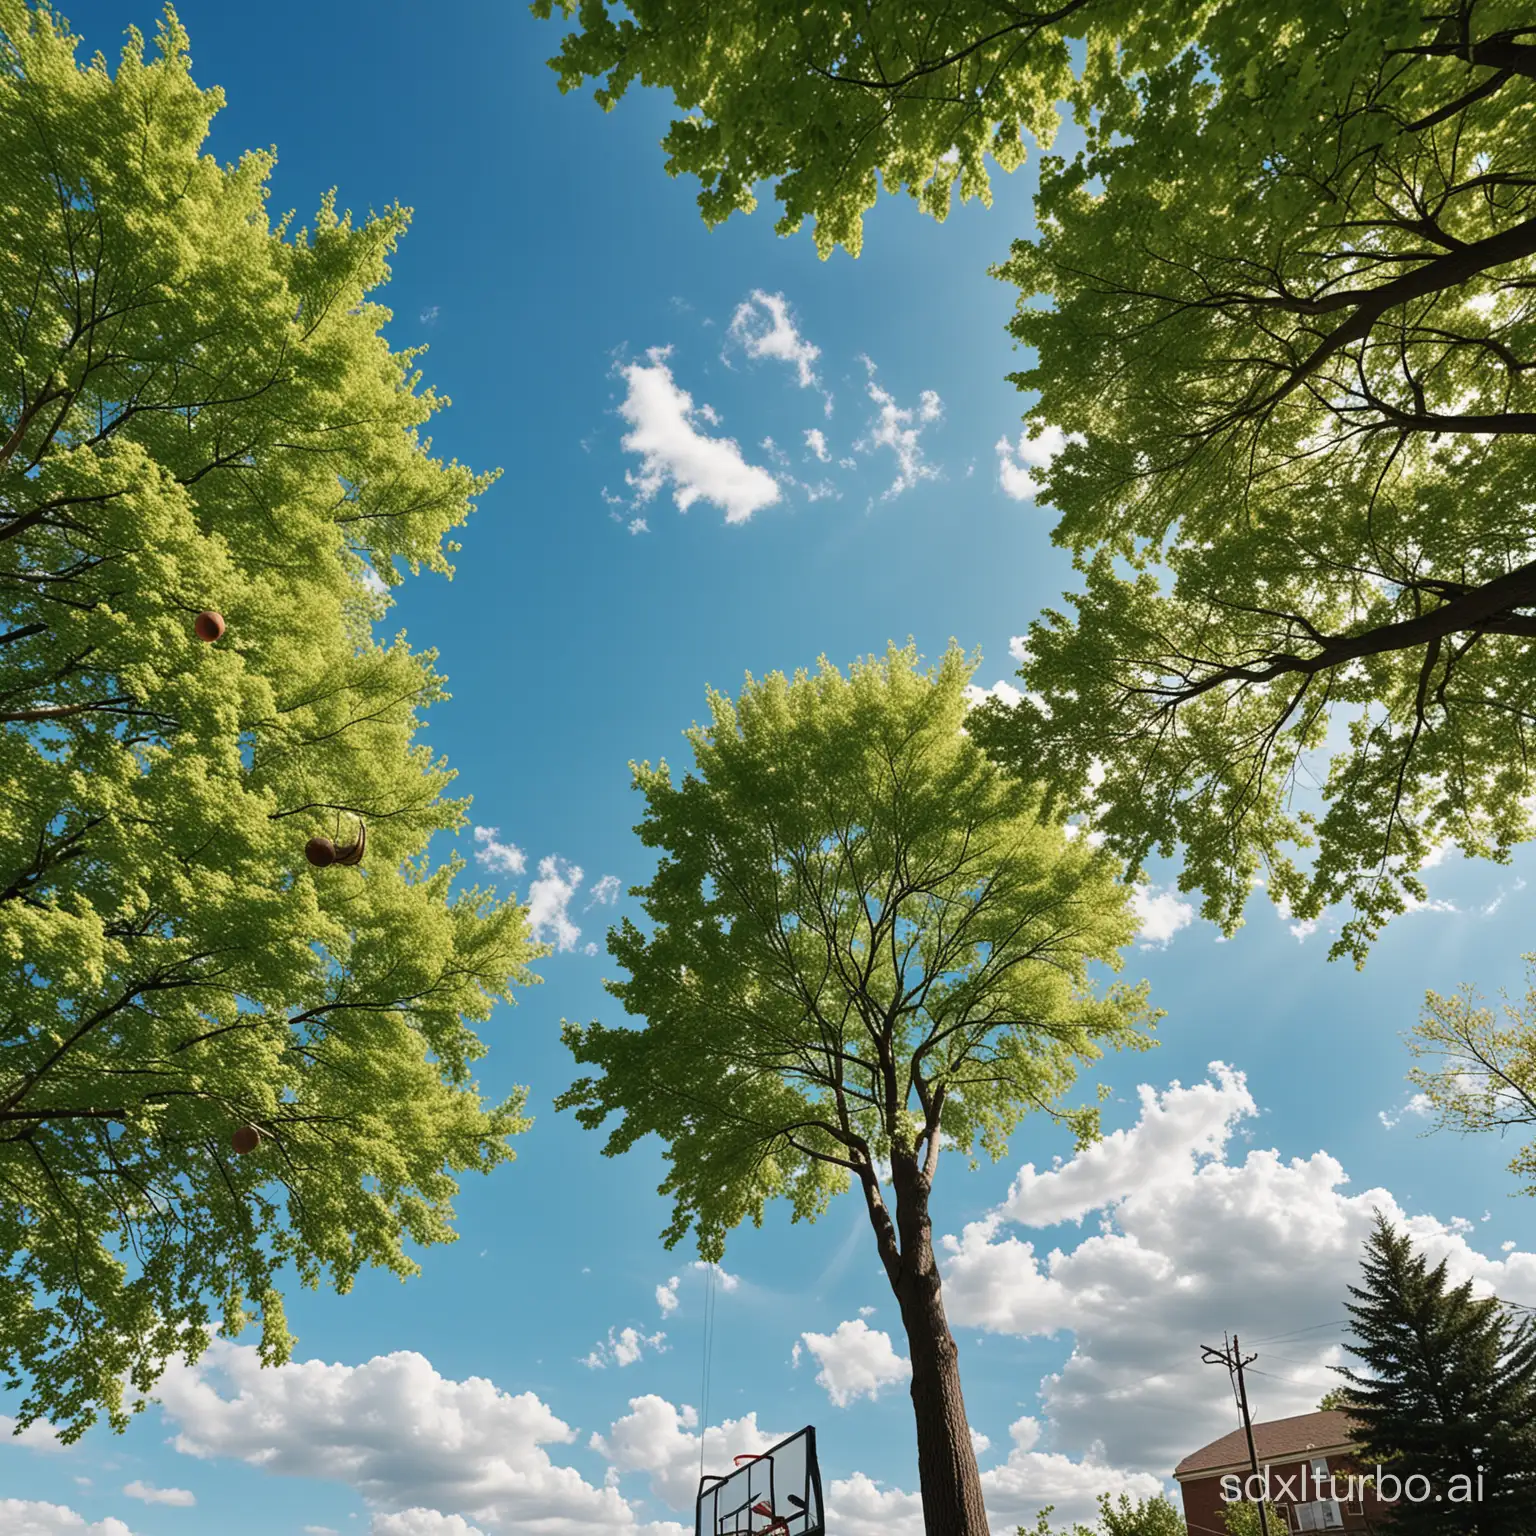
[888,1152,991,1536]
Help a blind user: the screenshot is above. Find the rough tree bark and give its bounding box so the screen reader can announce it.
[859,1144,991,1536]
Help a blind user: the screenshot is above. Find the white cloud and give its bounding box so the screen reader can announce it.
[583,1328,668,1370]
[800,479,839,502]
[978,1418,1164,1530]
[938,1063,1536,1476]
[962,680,1024,710]
[618,348,781,525]
[472,826,527,878]
[855,358,942,499]
[799,1320,911,1408]
[122,1482,194,1507]
[152,1342,685,1536]
[586,874,622,909]
[628,518,650,535]
[420,306,440,326]
[656,1277,680,1316]
[0,1415,70,1452]
[804,428,830,462]
[996,424,1083,503]
[527,855,585,952]
[1480,877,1526,915]
[1379,1093,1434,1130]
[727,291,822,392]
[371,1514,487,1536]
[825,1474,925,1536]
[691,1260,740,1292]
[593,1397,785,1515]
[304,1527,341,1536]
[1130,883,1195,948]
[857,1305,876,1318]
[970,1428,992,1457]
[0,1504,137,1536]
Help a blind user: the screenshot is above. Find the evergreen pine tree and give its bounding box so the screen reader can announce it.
[1336,1215,1536,1534]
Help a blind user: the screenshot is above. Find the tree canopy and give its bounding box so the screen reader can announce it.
[972,1,1536,963]
[1408,958,1536,1195]
[559,642,1153,1258]
[1,2,540,1440]
[1021,1490,1188,1536]
[535,0,1536,963]
[529,0,1223,258]
[558,643,1156,1533]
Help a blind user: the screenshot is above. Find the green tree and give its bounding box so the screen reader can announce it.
[1406,958,1536,1195]
[1,3,541,1441]
[534,0,1536,964]
[1020,1490,1188,1536]
[1335,1215,1536,1533]
[529,0,1213,259]
[971,2,1536,964]
[1217,1501,1283,1536]
[559,644,1158,1536]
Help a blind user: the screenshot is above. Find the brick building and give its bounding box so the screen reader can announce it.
[1173,1410,1399,1534]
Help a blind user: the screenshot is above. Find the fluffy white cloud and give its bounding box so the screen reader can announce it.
[939,1063,1536,1476]
[962,679,1023,710]
[799,1320,911,1407]
[692,1260,740,1292]
[804,428,831,462]
[996,424,1083,503]
[970,1428,992,1457]
[656,1277,680,1316]
[856,359,942,499]
[583,1327,668,1370]
[593,1397,786,1515]
[0,1505,136,1536]
[585,874,622,909]
[372,1512,487,1536]
[473,826,527,878]
[618,347,781,525]
[979,1418,1164,1530]
[152,1341,682,1535]
[727,291,823,395]
[122,1482,194,1507]
[527,855,585,952]
[0,1415,69,1452]
[825,1473,925,1536]
[1379,1092,1434,1130]
[304,1526,341,1536]
[627,517,649,535]
[1130,883,1195,948]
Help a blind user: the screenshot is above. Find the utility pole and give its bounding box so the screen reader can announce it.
[1202,1333,1271,1536]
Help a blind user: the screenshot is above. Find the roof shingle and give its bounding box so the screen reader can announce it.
[1174,1411,1359,1479]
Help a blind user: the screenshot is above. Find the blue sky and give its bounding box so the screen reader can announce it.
[5,3,1536,1534]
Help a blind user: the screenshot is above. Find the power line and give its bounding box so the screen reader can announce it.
[1248,1319,1349,1344]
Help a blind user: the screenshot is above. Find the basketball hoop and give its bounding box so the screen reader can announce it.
[696,1427,823,1536]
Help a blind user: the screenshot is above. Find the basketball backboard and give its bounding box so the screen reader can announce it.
[695,1425,824,1536]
